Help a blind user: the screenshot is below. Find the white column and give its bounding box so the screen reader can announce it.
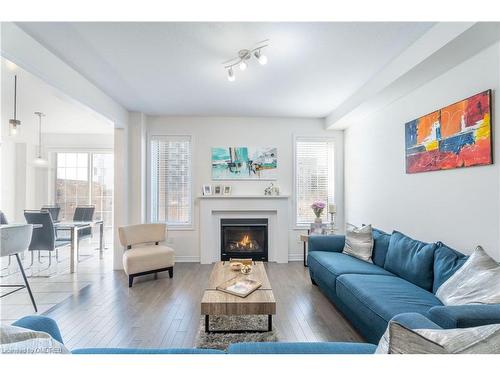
[113,127,129,270]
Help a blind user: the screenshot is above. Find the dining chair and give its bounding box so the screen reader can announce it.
[0,224,37,311]
[41,205,61,223]
[24,210,72,274]
[57,205,95,241]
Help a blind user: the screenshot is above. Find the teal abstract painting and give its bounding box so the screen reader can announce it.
[211,147,277,180]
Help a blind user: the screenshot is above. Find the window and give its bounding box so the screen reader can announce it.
[295,138,335,226]
[55,152,113,227]
[150,135,192,226]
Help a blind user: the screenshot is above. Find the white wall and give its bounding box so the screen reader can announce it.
[1,57,114,222]
[141,116,344,262]
[344,42,500,260]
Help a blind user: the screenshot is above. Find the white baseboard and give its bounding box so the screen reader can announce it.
[176,255,201,263]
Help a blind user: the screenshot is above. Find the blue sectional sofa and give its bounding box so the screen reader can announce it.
[307,229,500,344]
[11,313,441,354]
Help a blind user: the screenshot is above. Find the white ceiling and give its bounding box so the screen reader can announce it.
[17,22,434,118]
[1,57,113,134]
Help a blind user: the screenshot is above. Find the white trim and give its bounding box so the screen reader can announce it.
[146,132,194,230]
[288,253,304,262]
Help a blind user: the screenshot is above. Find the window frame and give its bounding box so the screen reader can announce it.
[293,135,336,228]
[50,148,113,226]
[147,133,194,230]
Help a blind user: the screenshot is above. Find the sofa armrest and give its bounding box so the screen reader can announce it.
[428,304,500,329]
[308,235,345,253]
[227,342,376,354]
[12,315,64,344]
[391,313,442,330]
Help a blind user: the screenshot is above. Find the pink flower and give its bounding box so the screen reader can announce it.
[311,201,326,210]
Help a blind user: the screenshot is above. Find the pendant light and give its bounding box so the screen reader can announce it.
[33,112,48,167]
[8,75,21,136]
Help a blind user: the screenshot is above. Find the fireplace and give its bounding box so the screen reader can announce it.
[220,218,268,261]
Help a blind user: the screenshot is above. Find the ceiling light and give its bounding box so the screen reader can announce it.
[34,112,48,168]
[227,67,235,82]
[222,39,269,81]
[254,50,268,65]
[9,75,21,136]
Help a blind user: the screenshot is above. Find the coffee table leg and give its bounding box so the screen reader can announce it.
[205,315,209,333]
[268,315,272,331]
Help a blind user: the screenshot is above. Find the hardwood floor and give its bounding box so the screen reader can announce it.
[41,261,363,350]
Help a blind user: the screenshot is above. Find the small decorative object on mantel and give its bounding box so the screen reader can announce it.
[223,185,232,195]
[214,185,222,195]
[264,182,280,196]
[202,185,212,196]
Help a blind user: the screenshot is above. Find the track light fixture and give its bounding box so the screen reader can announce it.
[222,39,269,82]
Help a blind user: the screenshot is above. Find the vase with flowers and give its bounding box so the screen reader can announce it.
[311,201,326,224]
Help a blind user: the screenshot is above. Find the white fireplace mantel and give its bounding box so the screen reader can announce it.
[198,195,290,264]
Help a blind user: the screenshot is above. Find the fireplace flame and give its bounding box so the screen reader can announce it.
[239,235,251,247]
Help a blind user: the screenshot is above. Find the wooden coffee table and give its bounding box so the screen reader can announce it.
[201,261,276,333]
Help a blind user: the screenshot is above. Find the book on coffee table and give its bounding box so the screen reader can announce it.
[216,276,262,298]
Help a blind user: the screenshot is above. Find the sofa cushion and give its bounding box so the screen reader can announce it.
[227,342,377,354]
[336,274,442,340]
[384,231,437,291]
[308,251,393,280]
[433,243,468,293]
[372,228,391,268]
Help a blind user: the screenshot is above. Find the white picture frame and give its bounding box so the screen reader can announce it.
[214,185,222,195]
[223,185,232,195]
[202,185,212,196]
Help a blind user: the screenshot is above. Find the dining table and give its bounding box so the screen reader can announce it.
[55,219,104,273]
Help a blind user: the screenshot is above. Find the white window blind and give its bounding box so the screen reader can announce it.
[150,135,192,226]
[295,138,335,226]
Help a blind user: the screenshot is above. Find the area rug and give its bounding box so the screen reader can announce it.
[195,315,278,350]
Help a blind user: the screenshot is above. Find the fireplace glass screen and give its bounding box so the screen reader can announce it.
[220,218,268,261]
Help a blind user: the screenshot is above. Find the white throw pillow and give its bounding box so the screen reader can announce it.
[376,320,500,354]
[0,325,69,354]
[342,224,374,263]
[436,246,500,305]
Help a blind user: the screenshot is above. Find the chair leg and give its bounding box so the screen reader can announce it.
[38,251,42,263]
[168,267,173,278]
[15,254,37,312]
[30,251,34,267]
[128,275,133,288]
[48,251,52,267]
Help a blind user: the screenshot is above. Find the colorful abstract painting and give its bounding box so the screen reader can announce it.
[211,147,277,180]
[405,90,492,174]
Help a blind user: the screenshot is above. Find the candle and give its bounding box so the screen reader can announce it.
[329,204,337,213]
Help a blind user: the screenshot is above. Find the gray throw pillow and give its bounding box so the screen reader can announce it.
[376,320,500,354]
[436,246,500,305]
[342,224,374,263]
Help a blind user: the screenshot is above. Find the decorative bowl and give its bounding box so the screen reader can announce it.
[230,262,243,271]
